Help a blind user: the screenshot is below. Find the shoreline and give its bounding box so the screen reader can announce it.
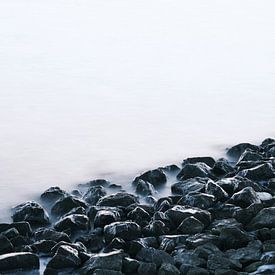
[0,138,275,274]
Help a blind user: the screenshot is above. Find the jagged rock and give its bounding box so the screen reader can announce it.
[92,270,124,275]
[143,220,169,237]
[238,163,275,181]
[177,163,213,180]
[247,207,275,230]
[34,228,70,243]
[160,164,181,173]
[54,214,89,233]
[61,206,86,217]
[0,222,32,237]
[171,177,207,195]
[96,192,139,207]
[184,192,215,209]
[12,201,50,225]
[211,158,234,176]
[227,143,259,160]
[205,180,228,201]
[82,186,106,205]
[135,179,156,196]
[76,233,104,253]
[193,243,223,260]
[94,209,121,228]
[0,252,39,272]
[127,207,151,227]
[238,149,263,163]
[182,157,216,168]
[128,237,158,256]
[51,241,87,254]
[104,221,141,243]
[40,186,67,203]
[177,216,204,234]
[210,203,241,220]
[234,203,263,225]
[229,187,261,208]
[51,196,88,217]
[133,169,167,187]
[261,138,275,148]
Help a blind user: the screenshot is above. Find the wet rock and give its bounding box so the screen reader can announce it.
[82,185,106,205]
[182,157,216,168]
[177,216,204,234]
[79,250,124,274]
[128,237,158,256]
[0,235,14,254]
[186,233,221,249]
[215,177,239,196]
[234,202,263,225]
[1,227,19,239]
[122,257,140,274]
[208,218,242,234]
[32,240,57,254]
[233,176,265,193]
[211,158,234,176]
[62,206,86,217]
[34,228,70,243]
[51,195,88,217]
[177,163,213,180]
[12,201,50,225]
[0,222,32,237]
[171,177,207,195]
[92,270,124,275]
[184,192,215,209]
[143,220,169,237]
[205,180,228,201]
[238,163,275,181]
[165,205,211,227]
[79,179,110,188]
[173,249,206,267]
[160,164,181,173]
[136,247,174,267]
[229,187,261,208]
[138,262,157,275]
[210,203,241,220]
[247,207,275,230]
[158,263,180,275]
[186,267,210,275]
[159,235,188,252]
[226,143,259,160]
[106,237,126,251]
[104,221,141,243]
[76,233,104,253]
[133,169,167,187]
[207,254,241,271]
[51,241,87,254]
[135,179,156,196]
[54,214,89,233]
[94,209,121,228]
[0,252,39,272]
[96,192,139,207]
[127,207,151,227]
[193,243,223,260]
[10,235,30,248]
[40,186,67,203]
[238,149,263,163]
[46,245,81,270]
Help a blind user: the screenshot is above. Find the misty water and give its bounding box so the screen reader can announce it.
[0,0,275,221]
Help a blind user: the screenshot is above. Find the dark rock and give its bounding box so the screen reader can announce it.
[127,207,151,227]
[1,227,19,239]
[0,252,39,272]
[171,177,207,195]
[184,192,215,209]
[186,233,221,249]
[108,184,123,190]
[138,262,157,275]
[136,247,174,267]
[122,257,140,274]
[106,237,126,251]
[226,143,259,160]
[46,245,81,269]
[233,176,265,193]
[177,216,204,234]
[0,235,14,254]
[82,185,106,205]
[61,206,86,217]
[238,149,263,162]
[160,164,181,173]
[12,201,50,225]
[238,163,275,181]
[133,169,167,187]
[158,263,180,275]
[234,202,263,225]
[76,234,104,253]
[40,186,67,203]
[94,209,121,228]
[182,157,216,168]
[186,267,210,275]
[193,243,223,260]
[92,270,124,275]
[135,179,156,196]
[78,179,110,188]
[208,218,242,234]
[34,228,70,243]
[211,158,235,176]
[10,235,30,247]
[261,138,275,148]
[143,220,169,237]
[207,254,241,271]
[128,237,158,256]
[229,187,261,208]
[215,177,239,195]
[96,192,139,207]
[177,163,213,180]
[51,196,88,217]
[51,241,87,254]
[104,221,141,243]
[71,189,82,197]
[54,214,89,233]
[210,203,241,220]
[78,250,124,274]
[173,249,206,267]
[205,180,228,201]
[0,222,32,237]
[32,240,57,254]
[247,207,275,230]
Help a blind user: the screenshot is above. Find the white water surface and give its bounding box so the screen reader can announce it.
[0,0,275,220]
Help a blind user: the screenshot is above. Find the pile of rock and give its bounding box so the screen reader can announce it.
[1,138,275,274]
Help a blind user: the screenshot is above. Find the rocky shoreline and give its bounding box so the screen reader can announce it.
[1,138,275,274]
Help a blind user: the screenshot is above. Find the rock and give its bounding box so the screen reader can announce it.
[127,207,151,227]
[82,185,106,205]
[215,177,239,196]
[51,196,88,217]
[94,209,121,228]
[54,214,89,233]
[128,237,158,256]
[0,235,14,254]
[207,254,241,271]
[171,177,207,195]
[186,267,210,275]
[229,187,261,208]
[10,235,30,247]
[0,252,39,272]
[205,180,228,201]
[40,186,67,203]
[184,192,215,209]
[247,207,275,230]
[135,179,156,196]
[208,218,242,234]
[158,263,180,275]
[0,222,32,237]
[177,163,213,180]
[133,169,167,187]
[122,257,140,274]
[78,179,110,188]
[186,233,221,249]
[78,250,124,274]
[177,216,204,234]
[182,157,216,168]
[165,205,211,227]
[12,201,50,225]
[34,228,70,243]
[143,220,169,237]
[104,221,141,243]
[136,247,174,267]
[92,270,124,275]
[46,245,81,269]
[138,262,157,275]
[160,164,181,173]
[106,237,126,251]
[238,149,263,162]
[1,227,19,239]
[32,240,57,254]
[261,138,275,148]
[62,206,86,217]
[173,249,206,267]
[233,176,264,193]
[226,143,259,160]
[97,192,139,207]
[238,163,275,181]
[76,233,104,253]
[234,202,263,225]
[211,158,235,176]
[51,241,87,254]
[193,243,223,260]
[210,203,241,220]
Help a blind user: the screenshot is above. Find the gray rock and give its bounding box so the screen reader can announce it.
[12,201,50,225]
[96,192,139,207]
[227,143,259,160]
[143,220,169,237]
[32,240,57,255]
[34,228,70,243]
[122,257,140,274]
[207,254,241,271]
[184,192,215,209]
[40,186,67,203]
[186,233,221,249]
[135,179,156,196]
[205,180,228,201]
[171,177,207,195]
[78,179,110,188]
[0,222,32,237]
[182,157,216,168]
[238,149,263,163]
[94,209,121,228]
[158,263,180,275]
[54,214,89,233]
[82,186,106,205]
[0,235,14,254]
[247,207,275,230]
[229,187,261,208]
[174,249,206,267]
[177,216,204,234]
[234,202,263,225]
[133,169,167,187]
[238,163,275,181]
[177,163,213,180]
[127,206,151,227]
[211,158,234,176]
[138,262,157,275]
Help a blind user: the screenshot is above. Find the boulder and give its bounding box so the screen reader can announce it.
[40,186,67,203]
[171,177,207,195]
[177,163,213,180]
[205,180,228,201]
[133,169,167,187]
[229,187,261,208]
[138,262,157,275]
[135,179,156,196]
[96,192,139,207]
[207,254,241,271]
[158,263,180,275]
[54,214,89,233]
[186,233,221,249]
[234,203,263,225]
[247,207,275,230]
[238,163,275,181]
[143,220,169,237]
[177,216,205,234]
[0,222,32,237]
[122,257,140,274]
[94,209,121,228]
[173,249,206,267]
[226,143,259,160]
[34,228,70,243]
[184,192,215,209]
[211,158,234,176]
[32,240,57,255]
[78,179,110,188]
[12,201,50,225]
[182,157,216,167]
[82,186,106,205]
[0,235,14,254]
[238,149,263,163]
[127,207,151,227]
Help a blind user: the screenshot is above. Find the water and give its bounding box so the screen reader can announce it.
[0,0,275,221]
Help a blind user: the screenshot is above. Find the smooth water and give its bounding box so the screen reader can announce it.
[0,0,275,220]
